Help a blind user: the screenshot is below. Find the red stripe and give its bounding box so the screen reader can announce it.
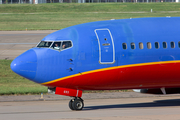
[45,62,180,90]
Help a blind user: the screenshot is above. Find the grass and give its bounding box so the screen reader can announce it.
[0,3,180,30]
[0,60,47,95]
[0,3,180,13]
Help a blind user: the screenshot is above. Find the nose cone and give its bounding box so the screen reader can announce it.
[11,49,37,80]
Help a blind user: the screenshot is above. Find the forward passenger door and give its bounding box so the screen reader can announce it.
[95,29,115,64]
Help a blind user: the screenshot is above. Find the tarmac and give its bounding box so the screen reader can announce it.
[1,92,180,120]
[0,30,56,59]
[0,91,179,102]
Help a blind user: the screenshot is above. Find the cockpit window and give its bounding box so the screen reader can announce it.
[37,41,52,48]
[37,40,72,51]
[51,42,62,50]
[62,41,72,50]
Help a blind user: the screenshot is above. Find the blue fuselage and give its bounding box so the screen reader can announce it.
[11,17,180,90]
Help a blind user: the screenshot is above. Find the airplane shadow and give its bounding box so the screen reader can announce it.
[83,99,180,111]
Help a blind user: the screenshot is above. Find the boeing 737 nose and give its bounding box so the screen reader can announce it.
[11,49,37,80]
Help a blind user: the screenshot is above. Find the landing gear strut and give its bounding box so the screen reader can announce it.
[69,97,84,110]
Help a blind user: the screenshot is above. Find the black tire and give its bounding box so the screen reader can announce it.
[72,98,84,111]
[69,99,74,110]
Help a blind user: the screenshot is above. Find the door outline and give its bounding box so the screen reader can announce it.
[95,28,115,64]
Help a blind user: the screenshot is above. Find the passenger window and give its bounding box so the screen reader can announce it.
[163,42,167,49]
[147,42,151,49]
[62,41,72,50]
[37,41,52,48]
[171,42,175,48]
[139,42,143,49]
[178,41,180,48]
[131,43,135,49]
[155,42,159,49]
[122,43,127,50]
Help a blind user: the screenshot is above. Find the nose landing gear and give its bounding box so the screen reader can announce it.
[69,97,84,110]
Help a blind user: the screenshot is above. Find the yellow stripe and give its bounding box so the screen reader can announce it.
[41,60,180,85]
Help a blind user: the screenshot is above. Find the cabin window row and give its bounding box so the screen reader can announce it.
[122,42,178,50]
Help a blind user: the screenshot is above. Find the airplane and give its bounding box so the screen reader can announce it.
[11,17,180,111]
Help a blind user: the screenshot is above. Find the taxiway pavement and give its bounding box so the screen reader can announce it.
[1,92,180,120]
[0,30,56,59]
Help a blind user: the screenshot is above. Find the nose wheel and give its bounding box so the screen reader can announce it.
[69,97,84,111]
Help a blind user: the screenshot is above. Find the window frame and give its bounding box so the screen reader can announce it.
[122,43,127,50]
[61,41,73,50]
[131,42,136,49]
[155,42,159,49]
[139,42,144,49]
[162,42,167,49]
[36,40,73,51]
[178,41,180,48]
[147,42,152,49]
[170,41,175,49]
[50,41,62,50]
[36,41,53,48]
